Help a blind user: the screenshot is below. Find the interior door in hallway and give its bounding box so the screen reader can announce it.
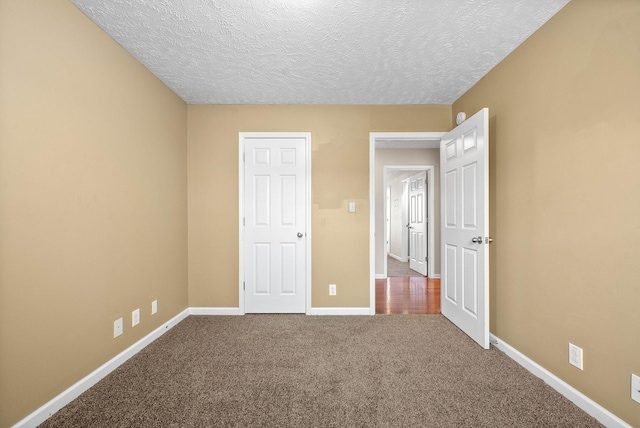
[408,171,428,276]
[440,108,489,349]
[242,134,308,313]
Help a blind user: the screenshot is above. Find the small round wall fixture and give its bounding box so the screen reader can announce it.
[456,112,466,125]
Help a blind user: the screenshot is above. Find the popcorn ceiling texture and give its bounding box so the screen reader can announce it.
[72,0,570,105]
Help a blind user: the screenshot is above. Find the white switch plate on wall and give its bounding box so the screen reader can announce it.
[151,300,158,314]
[348,202,356,213]
[329,284,336,295]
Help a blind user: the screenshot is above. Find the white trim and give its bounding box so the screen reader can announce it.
[375,274,387,279]
[309,307,371,316]
[369,136,377,315]
[239,136,245,315]
[239,133,312,315]
[431,274,441,279]
[369,132,446,315]
[490,334,631,428]
[14,309,190,428]
[189,307,241,316]
[388,253,404,262]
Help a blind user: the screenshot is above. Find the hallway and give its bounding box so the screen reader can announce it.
[376,257,440,314]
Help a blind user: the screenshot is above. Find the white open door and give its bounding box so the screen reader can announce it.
[408,171,428,276]
[440,108,489,349]
[242,134,309,313]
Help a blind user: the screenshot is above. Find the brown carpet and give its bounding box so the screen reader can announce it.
[40,315,602,427]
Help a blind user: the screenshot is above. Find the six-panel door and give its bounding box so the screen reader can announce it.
[243,136,307,313]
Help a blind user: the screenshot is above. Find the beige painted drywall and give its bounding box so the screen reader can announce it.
[374,149,441,276]
[8,0,638,425]
[187,105,450,309]
[0,1,188,425]
[453,0,640,424]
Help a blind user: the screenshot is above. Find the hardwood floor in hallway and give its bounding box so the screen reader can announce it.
[375,276,441,315]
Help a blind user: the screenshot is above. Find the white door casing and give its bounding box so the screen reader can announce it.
[369,133,446,313]
[409,171,428,276]
[440,108,489,349]
[240,133,310,314]
[401,179,409,262]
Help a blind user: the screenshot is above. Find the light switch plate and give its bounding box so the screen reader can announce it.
[151,300,158,314]
[348,202,356,213]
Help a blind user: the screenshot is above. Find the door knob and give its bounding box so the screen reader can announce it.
[486,237,494,243]
[297,232,303,238]
[471,236,482,243]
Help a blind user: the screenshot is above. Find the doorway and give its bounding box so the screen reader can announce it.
[369,132,445,314]
[383,167,433,277]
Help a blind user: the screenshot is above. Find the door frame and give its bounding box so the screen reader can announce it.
[382,166,435,278]
[369,132,445,314]
[401,178,410,262]
[239,132,312,315]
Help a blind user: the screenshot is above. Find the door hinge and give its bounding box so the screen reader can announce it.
[425,256,428,262]
[243,152,245,162]
[243,281,245,290]
[243,217,245,226]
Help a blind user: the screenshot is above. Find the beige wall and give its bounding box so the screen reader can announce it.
[453,0,640,425]
[375,149,442,276]
[188,105,450,309]
[0,1,188,425]
[5,0,638,425]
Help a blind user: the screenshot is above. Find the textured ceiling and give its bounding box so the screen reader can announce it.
[72,0,570,105]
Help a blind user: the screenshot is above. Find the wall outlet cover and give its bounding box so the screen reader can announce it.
[132,309,140,327]
[568,343,583,370]
[632,374,640,404]
[329,284,336,296]
[113,318,123,338]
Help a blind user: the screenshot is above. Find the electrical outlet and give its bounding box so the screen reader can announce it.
[113,318,123,338]
[151,300,158,314]
[568,343,583,370]
[329,284,336,296]
[632,374,640,404]
[132,309,140,327]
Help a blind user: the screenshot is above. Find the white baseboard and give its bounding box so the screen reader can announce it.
[430,274,441,279]
[189,307,241,315]
[14,308,190,428]
[490,334,630,428]
[388,253,406,262]
[309,307,371,316]
[375,274,387,279]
